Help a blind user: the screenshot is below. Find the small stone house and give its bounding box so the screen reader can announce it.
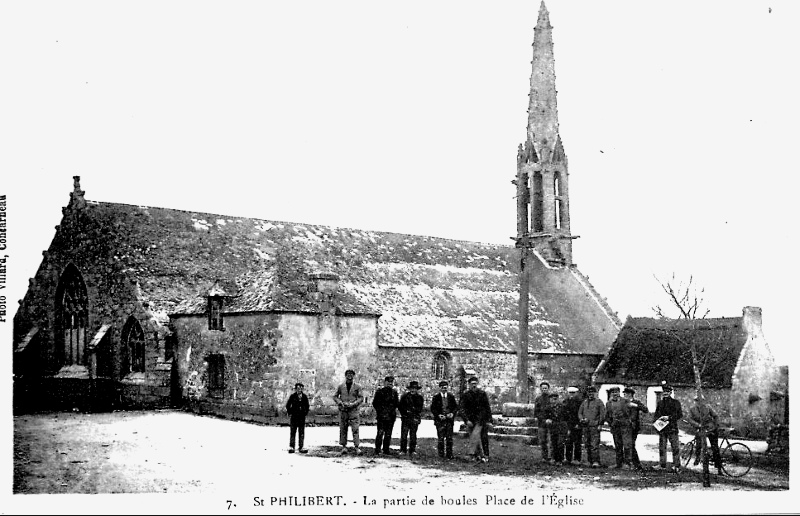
[594,307,787,436]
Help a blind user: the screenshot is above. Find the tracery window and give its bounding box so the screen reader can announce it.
[122,316,146,373]
[432,351,451,380]
[55,264,88,366]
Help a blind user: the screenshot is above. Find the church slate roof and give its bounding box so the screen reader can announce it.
[67,198,595,354]
[597,316,748,388]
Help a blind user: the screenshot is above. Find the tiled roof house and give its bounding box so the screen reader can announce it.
[594,308,785,433]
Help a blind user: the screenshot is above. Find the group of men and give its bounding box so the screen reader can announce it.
[286,370,724,473]
[369,373,466,460]
[532,381,723,473]
[284,370,481,460]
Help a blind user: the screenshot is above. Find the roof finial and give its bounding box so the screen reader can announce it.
[69,175,86,210]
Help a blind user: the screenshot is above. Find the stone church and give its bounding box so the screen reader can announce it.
[13,2,622,420]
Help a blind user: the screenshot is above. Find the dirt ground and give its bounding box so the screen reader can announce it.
[10,410,793,515]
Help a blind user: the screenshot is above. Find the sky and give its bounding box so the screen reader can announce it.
[1,0,798,511]
[3,0,798,365]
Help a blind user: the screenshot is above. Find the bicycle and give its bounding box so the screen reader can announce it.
[680,427,752,477]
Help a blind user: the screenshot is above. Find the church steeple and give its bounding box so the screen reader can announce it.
[527,1,559,164]
[516,0,575,266]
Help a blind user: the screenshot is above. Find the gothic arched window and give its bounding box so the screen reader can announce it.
[122,316,146,374]
[432,351,451,381]
[554,172,563,230]
[532,171,544,232]
[55,264,88,366]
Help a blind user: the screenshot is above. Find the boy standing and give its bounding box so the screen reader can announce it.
[285,382,310,454]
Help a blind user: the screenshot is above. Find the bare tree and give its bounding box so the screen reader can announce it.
[652,273,712,397]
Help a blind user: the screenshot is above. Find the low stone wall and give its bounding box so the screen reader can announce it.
[766,424,789,456]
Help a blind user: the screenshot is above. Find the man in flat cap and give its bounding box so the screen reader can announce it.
[578,386,606,468]
[563,386,584,465]
[399,380,425,458]
[623,386,648,470]
[333,369,364,455]
[533,381,553,463]
[548,391,568,464]
[459,376,492,462]
[687,394,723,474]
[431,380,458,459]
[653,384,683,471]
[372,375,399,455]
[605,386,633,469]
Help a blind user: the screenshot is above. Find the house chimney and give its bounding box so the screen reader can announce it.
[742,306,764,339]
[310,272,339,296]
[309,271,339,313]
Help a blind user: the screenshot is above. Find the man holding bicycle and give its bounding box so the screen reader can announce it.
[687,395,723,474]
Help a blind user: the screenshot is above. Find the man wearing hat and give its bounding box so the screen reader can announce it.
[372,375,400,455]
[459,376,492,462]
[548,391,568,464]
[430,380,458,459]
[623,386,648,470]
[399,380,424,457]
[563,386,584,465]
[533,381,553,463]
[333,369,364,455]
[687,394,723,474]
[605,386,633,469]
[653,384,683,471]
[578,386,606,468]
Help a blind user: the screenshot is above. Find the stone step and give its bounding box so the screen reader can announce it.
[501,402,535,418]
[491,425,537,436]
[457,430,537,445]
[492,416,537,427]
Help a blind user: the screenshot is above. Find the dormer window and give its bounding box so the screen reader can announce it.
[208,296,224,331]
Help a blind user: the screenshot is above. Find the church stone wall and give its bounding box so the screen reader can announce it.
[376,347,602,413]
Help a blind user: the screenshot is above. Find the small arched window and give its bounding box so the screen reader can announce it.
[432,351,451,381]
[208,296,224,331]
[122,316,146,374]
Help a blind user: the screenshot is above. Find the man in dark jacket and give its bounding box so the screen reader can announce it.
[285,382,310,454]
[687,395,723,473]
[459,376,492,462]
[605,386,633,469]
[399,380,425,457]
[623,386,648,470]
[653,384,683,471]
[372,375,399,455]
[430,380,458,459]
[562,386,584,465]
[549,392,568,464]
[533,381,553,463]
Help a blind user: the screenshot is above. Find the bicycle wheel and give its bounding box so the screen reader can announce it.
[720,442,752,477]
[680,440,695,467]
